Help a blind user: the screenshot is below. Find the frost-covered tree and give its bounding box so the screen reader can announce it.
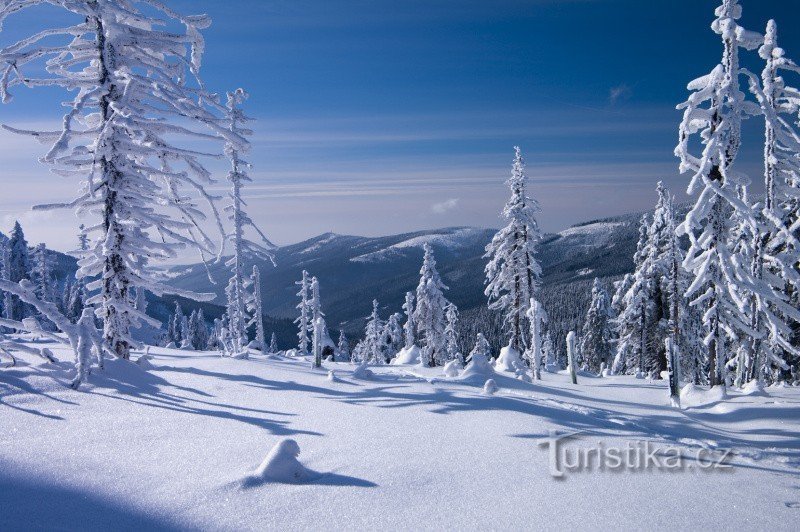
[444,303,460,364]
[402,291,416,348]
[269,332,279,354]
[525,298,547,379]
[414,244,450,366]
[169,303,185,346]
[337,330,349,361]
[579,279,613,373]
[383,312,404,359]
[674,0,794,387]
[4,222,30,321]
[0,1,242,359]
[309,277,325,368]
[484,147,543,351]
[294,271,311,354]
[186,310,199,351]
[246,265,265,351]
[32,243,53,304]
[223,89,275,355]
[612,216,654,375]
[362,299,385,364]
[191,309,208,351]
[738,19,800,382]
[467,333,492,365]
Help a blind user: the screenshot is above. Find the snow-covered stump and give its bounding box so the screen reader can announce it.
[483,379,498,395]
[566,331,578,385]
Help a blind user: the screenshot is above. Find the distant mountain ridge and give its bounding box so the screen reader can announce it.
[168,212,647,346]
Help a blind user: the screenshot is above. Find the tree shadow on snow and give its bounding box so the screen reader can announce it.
[0,469,183,532]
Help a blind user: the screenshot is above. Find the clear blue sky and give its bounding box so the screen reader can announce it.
[0,0,798,250]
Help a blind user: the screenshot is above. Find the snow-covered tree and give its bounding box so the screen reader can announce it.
[443,303,461,364]
[525,298,547,379]
[467,333,492,365]
[383,312,404,359]
[484,147,543,352]
[673,0,795,387]
[223,89,275,355]
[193,309,209,351]
[4,222,30,321]
[246,265,266,351]
[269,332,279,353]
[337,330,350,361]
[362,299,385,364]
[738,19,800,383]
[579,278,613,373]
[0,1,243,359]
[295,271,311,354]
[414,244,450,366]
[402,291,416,348]
[32,243,53,304]
[612,215,654,376]
[169,303,185,347]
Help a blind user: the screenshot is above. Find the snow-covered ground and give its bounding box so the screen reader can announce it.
[2,343,799,531]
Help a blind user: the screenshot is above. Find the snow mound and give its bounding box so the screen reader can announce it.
[483,379,498,395]
[680,383,727,408]
[494,345,523,373]
[391,345,421,365]
[741,380,767,396]
[244,439,318,485]
[352,360,373,379]
[327,371,337,382]
[442,359,462,377]
[247,340,261,350]
[230,352,249,360]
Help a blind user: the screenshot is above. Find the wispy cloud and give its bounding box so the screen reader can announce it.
[608,84,632,105]
[431,198,459,214]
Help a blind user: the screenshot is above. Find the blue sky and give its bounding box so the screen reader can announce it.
[0,0,799,250]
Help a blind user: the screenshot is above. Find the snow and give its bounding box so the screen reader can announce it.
[300,233,340,254]
[1,344,799,530]
[494,344,524,373]
[350,228,483,263]
[391,345,421,365]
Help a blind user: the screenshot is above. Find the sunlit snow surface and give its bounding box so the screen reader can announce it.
[1,342,799,531]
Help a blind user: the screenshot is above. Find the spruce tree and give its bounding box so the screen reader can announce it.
[580,279,613,373]
[484,147,543,351]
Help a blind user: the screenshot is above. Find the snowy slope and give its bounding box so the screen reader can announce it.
[1,344,798,531]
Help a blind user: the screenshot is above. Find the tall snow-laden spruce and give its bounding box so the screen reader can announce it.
[223,89,275,355]
[674,0,789,387]
[743,19,800,383]
[612,215,654,376]
[361,299,385,364]
[337,330,349,361]
[484,147,542,352]
[579,278,613,373]
[414,244,450,366]
[0,1,240,359]
[309,276,324,367]
[295,270,311,354]
[4,222,29,321]
[246,265,266,351]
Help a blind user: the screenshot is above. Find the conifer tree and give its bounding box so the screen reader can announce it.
[525,298,547,379]
[580,280,613,373]
[484,147,543,351]
[444,303,461,364]
[414,244,450,366]
[246,265,266,351]
[674,0,787,387]
[337,330,350,361]
[4,222,30,321]
[295,271,311,354]
[0,1,238,359]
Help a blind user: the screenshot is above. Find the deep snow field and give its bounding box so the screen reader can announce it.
[1,341,799,531]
